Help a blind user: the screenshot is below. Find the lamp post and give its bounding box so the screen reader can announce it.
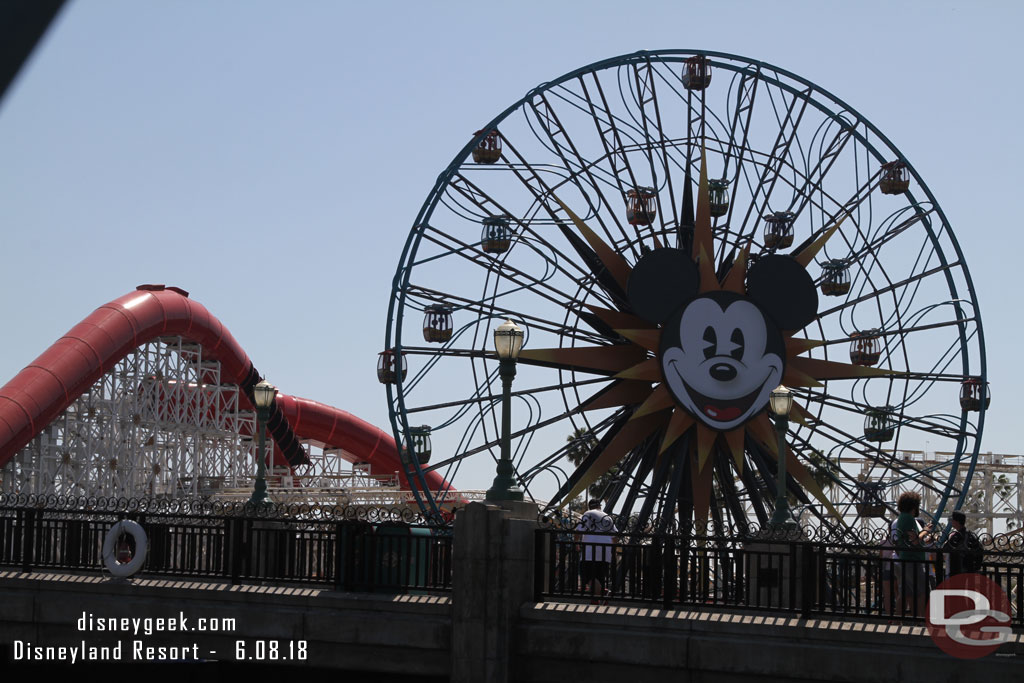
[768,385,797,530]
[486,319,524,502]
[249,379,278,508]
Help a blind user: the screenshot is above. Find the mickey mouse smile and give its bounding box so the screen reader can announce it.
[667,360,780,424]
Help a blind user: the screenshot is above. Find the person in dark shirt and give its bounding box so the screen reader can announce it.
[943,510,984,576]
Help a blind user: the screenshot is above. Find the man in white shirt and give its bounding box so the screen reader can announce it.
[574,500,617,603]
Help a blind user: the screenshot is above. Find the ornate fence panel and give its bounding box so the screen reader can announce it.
[0,495,453,593]
[534,518,1024,624]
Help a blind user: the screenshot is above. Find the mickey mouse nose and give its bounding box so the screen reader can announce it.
[710,363,737,382]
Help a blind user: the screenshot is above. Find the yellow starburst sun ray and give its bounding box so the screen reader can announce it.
[564,409,673,504]
[545,142,856,528]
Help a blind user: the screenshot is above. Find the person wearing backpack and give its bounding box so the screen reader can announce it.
[943,510,985,576]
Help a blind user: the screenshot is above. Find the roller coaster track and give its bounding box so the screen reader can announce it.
[0,285,451,498]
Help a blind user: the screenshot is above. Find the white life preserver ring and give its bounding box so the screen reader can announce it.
[102,520,148,577]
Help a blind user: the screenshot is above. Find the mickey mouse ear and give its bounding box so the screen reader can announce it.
[745,254,819,331]
[626,248,699,324]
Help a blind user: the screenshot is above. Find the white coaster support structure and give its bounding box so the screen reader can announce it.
[0,337,256,498]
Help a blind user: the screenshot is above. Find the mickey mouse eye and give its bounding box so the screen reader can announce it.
[729,328,745,360]
[702,326,717,360]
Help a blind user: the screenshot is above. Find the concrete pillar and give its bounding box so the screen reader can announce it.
[451,500,538,683]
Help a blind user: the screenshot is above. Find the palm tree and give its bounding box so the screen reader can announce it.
[564,427,617,502]
[787,448,839,508]
[565,427,596,467]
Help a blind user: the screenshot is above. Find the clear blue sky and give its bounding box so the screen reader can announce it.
[1,1,1021,493]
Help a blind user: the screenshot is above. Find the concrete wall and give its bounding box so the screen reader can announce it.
[0,569,451,675]
[1,502,1022,681]
[517,602,1024,683]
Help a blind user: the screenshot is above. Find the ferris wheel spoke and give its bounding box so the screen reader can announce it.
[405,377,609,417]
[606,436,658,514]
[807,318,976,357]
[500,132,642,260]
[548,409,647,512]
[816,261,961,320]
[899,414,976,442]
[904,333,980,406]
[415,227,610,313]
[629,59,679,231]
[576,74,648,247]
[525,92,632,229]
[804,390,972,450]
[886,453,970,489]
[845,207,940,271]
[402,284,610,345]
[681,75,708,170]
[800,420,953,497]
[441,173,601,284]
[785,122,856,217]
[493,125,626,253]
[424,403,612,474]
[887,243,947,328]
[628,449,676,531]
[735,86,813,242]
[784,429,860,498]
[716,68,762,237]
[781,169,875,246]
[721,68,760,178]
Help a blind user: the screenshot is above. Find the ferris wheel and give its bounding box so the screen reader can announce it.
[380,50,988,533]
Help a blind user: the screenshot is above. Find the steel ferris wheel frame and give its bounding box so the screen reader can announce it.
[384,49,987,533]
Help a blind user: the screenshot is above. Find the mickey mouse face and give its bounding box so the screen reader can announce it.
[627,247,818,431]
[661,292,783,430]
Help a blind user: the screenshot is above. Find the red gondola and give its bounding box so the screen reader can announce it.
[960,377,991,412]
[423,304,454,343]
[879,161,910,195]
[682,55,712,91]
[849,330,882,366]
[625,187,657,226]
[472,129,502,164]
[377,349,407,384]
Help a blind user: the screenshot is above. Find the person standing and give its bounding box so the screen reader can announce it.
[893,491,932,617]
[943,510,984,577]
[575,499,616,604]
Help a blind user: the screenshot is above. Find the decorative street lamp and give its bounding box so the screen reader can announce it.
[249,379,278,508]
[486,319,525,502]
[768,385,797,530]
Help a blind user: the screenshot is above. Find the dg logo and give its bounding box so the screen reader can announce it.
[927,573,1012,659]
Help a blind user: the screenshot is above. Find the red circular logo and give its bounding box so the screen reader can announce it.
[926,573,1012,659]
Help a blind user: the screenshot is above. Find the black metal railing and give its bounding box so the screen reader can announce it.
[0,500,453,593]
[534,527,1024,624]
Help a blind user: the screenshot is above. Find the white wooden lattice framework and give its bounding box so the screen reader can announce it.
[0,337,401,501]
[817,451,1024,536]
[1,338,257,498]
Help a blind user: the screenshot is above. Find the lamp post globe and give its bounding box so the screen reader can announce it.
[486,320,525,502]
[769,385,793,417]
[249,380,278,509]
[493,319,524,360]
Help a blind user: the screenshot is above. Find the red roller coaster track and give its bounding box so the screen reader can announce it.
[0,284,450,492]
